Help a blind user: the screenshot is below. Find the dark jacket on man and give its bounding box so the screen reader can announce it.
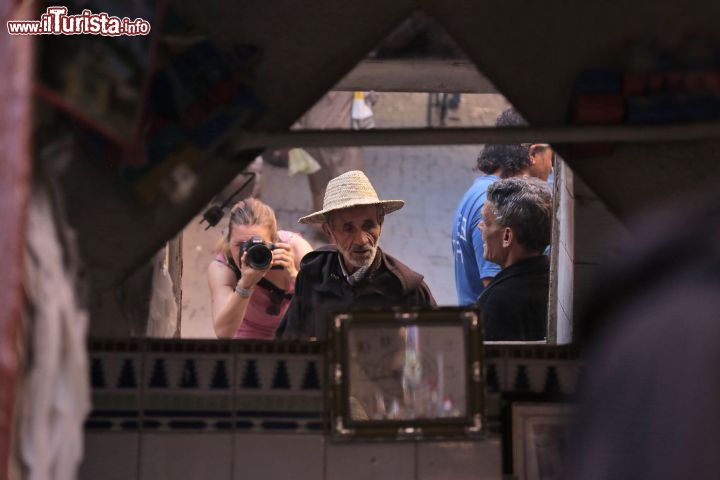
[278,246,437,340]
[477,255,549,341]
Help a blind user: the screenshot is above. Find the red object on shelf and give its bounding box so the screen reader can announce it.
[700,70,720,93]
[663,71,685,93]
[647,71,667,94]
[623,72,649,96]
[571,93,624,157]
[573,93,626,125]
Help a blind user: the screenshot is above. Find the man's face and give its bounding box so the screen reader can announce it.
[479,201,507,266]
[323,205,382,271]
[529,145,554,181]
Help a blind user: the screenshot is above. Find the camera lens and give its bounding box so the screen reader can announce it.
[246,244,273,269]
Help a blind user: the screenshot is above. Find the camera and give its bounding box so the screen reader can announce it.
[241,236,278,270]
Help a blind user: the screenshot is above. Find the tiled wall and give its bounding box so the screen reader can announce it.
[80,341,580,480]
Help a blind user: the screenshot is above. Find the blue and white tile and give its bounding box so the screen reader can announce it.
[87,348,143,431]
[240,355,278,392]
[142,344,235,432]
[90,350,143,392]
[505,359,557,394]
[143,345,234,392]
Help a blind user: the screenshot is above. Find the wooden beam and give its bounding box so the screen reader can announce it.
[233,122,720,149]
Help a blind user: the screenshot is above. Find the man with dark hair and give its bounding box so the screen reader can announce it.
[477,177,553,341]
[496,107,555,182]
[452,107,557,306]
[451,112,534,305]
[524,143,554,182]
[476,144,532,178]
[495,107,527,128]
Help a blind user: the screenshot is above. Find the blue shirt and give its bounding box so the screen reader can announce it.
[452,175,502,305]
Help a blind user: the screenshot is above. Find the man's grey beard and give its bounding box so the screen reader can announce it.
[342,243,378,270]
[340,245,377,286]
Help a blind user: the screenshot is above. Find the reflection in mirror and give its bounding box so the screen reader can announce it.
[330,308,483,440]
[180,93,514,338]
[95,90,572,346]
[172,91,571,345]
[153,9,569,344]
[348,324,467,421]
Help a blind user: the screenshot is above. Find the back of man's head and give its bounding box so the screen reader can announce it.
[486,177,552,253]
[477,144,531,177]
[476,108,531,176]
[495,108,528,128]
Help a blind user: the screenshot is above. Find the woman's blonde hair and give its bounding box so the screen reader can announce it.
[216,198,279,256]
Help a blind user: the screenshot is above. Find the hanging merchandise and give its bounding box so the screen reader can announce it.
[351,91,375,130]
[288,148,322,176]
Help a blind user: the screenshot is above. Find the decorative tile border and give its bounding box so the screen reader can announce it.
[86,340,580,434]
[482,344,581,432]
[484,344,581,395]
[87,340,325,433]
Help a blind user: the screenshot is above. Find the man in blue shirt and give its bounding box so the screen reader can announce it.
[452,142,532,305]
[452,107,555,305]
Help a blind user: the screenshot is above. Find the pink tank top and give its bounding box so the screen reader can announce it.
[215,230,296,340]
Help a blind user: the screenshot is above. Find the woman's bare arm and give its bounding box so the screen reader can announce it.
[208,261,252,338]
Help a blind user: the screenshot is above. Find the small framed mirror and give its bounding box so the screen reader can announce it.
[328,307,484,440]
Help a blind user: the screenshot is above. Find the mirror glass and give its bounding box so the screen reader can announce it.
[347,324,467,421]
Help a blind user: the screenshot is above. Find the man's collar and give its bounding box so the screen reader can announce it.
[489,255,549,285]
[337,250,378,286]
[315,248,383,294]
[477,255,548,304]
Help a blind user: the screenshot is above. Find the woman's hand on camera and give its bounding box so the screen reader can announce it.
[271,242,298,281]
[238,251,270,290]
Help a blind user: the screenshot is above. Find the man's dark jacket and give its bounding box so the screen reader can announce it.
[477,255,549,341]
[278,246,436,340]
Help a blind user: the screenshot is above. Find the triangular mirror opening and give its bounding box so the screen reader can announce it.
[178,11,572,345]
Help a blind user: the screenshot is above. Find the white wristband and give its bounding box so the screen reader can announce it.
[235,283,254,298]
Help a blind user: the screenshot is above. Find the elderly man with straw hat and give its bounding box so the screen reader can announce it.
[277,170,436,340]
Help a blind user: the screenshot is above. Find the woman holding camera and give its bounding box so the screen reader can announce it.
[208,198,313,339]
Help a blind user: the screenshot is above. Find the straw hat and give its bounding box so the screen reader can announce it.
[298,170,405,224]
